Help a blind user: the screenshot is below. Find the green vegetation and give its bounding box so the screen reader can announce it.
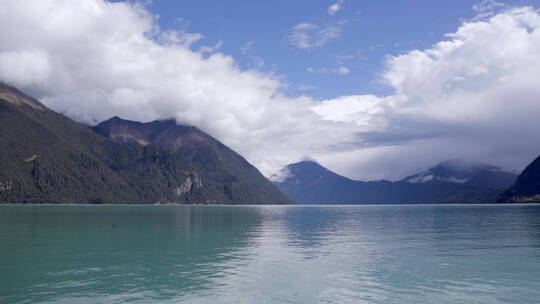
[0,84,291,205]
[92,117,292,205]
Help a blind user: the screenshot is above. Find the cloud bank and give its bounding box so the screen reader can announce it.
[1,0,540,181]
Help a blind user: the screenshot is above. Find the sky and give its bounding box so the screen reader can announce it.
[145,0,539,99]
[1,0,540,181]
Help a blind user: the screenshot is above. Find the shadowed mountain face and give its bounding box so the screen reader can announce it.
[500,156,540,203]
[92,116,292,205]
[0,83,290,205]
[276,160,517,204]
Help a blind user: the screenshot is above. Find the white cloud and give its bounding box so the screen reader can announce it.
[472,0,506,21]
[198,40,223,55]
[312,95,385,129]
[336,66,349,74]
[288,21,346,49]
[1,1,540,181]
[473,0,505,13]
[0,0,360,178]
[270,166,291,183]
[328,0,344,15]
[314,7,540,179]
[240,41,254,54]
[306,66,350,75]
[0,50,51,86]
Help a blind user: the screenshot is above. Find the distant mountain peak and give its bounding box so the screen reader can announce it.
[271,160,328,183]
[274,159,355,190]
[107,115,124,122]
[287,160,339,177]
[100,116,179,125]
[93,116,150,146]
[100,116,149,126]
[435,158,498,172]
[401,158,516,191]
[288,159,323,168]
[276,158,517,204]
[94,116,206,149]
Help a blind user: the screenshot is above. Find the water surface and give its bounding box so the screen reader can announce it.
[1,204,540,303]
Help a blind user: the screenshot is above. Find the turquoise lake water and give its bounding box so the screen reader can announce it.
[1,204,540,304]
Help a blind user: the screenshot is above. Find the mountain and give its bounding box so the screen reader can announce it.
[500,156,540,203]
[276,160,517,204]
[402,159,518,190]
[275,160,360,204]
[92,116,291,205]
[0,83,290,204]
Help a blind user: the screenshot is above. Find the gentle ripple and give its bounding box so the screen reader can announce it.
[1,204,540,303]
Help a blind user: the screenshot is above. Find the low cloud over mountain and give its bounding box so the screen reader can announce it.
[1,0,540,180]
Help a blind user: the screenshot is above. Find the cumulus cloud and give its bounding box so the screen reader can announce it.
[1,1,540,181]
[0,0,360,178]
[288,21,346,49]
[328,0,344,15]
[314,7,540,179]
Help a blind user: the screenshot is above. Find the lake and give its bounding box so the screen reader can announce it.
[1,204,540,304]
